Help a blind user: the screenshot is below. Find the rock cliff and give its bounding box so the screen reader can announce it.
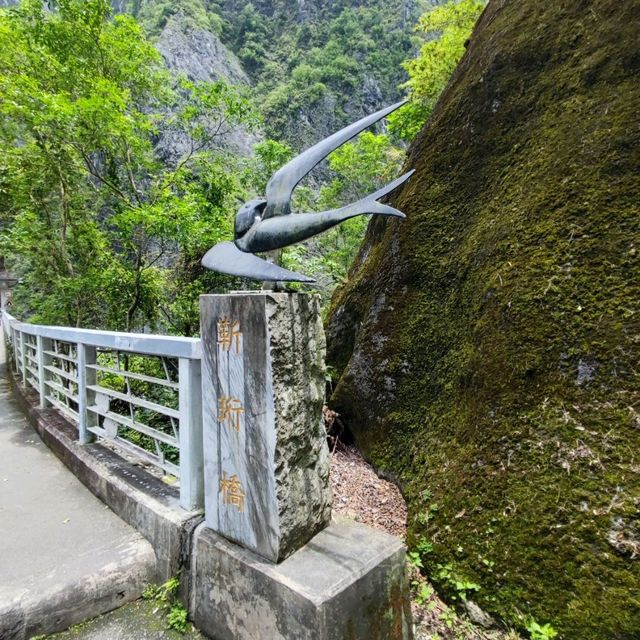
[154,13,258,163]
[326,1,640,637]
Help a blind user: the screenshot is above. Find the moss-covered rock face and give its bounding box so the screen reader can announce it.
[326,1,640,637]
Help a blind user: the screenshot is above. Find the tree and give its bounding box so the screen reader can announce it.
[281,132,404,298]
[0,0,256,332]
[388,0,486,141]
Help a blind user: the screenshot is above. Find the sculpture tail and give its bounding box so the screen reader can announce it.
[338,170,415,220]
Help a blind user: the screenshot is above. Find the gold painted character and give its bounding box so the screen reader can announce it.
[217,318,242,354]
[219,472,245,512]
[218,396,244,432]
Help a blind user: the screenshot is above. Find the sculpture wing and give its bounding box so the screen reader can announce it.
[263,100,407,220]
[202,242,315,283]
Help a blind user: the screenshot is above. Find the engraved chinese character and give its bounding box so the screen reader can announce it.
[219,472,245,512]
[217,318,242,354]
[218,396,244,432]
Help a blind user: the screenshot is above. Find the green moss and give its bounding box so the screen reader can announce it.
[327,1,640,638]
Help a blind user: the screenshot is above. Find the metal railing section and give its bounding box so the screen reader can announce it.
[86,350,181,478]
[1,311,203,511]
[43,338,80,423]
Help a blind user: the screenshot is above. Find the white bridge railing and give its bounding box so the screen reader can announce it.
[1,311,203,511]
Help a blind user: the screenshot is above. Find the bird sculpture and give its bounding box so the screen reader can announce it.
[202,100,414,283]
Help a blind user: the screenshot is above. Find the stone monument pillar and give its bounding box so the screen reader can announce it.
[200,292,332,562]
[195,291,412,640]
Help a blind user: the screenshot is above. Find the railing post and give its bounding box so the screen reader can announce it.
[12,326,18,373]
[19,330,27,385]
[36,335,53,408]
[77,343,97,444]
[178,357,203,511]
[8,325,15,372]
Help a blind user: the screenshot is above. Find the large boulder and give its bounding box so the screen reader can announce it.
[326,1,640,637]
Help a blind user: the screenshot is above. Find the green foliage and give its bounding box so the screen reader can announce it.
[138,0,221,36]
[415,536,434,556]
[212,0,416,144]
[434,563,481,602]
[389,0,485,141]
[166,603,189,634]
[408,551,424,570]
[243,139,294,194]
[525,620,558,640]
[279,131,404,302]
[228,3,270,74]
[439,608,457,629]
[93,351,181,464]
[143,575,179,602]
[413,579,433,606]
[143,576,190,634]
[408,548,435,609]
[0,0,257,333]
[319,132,404,207]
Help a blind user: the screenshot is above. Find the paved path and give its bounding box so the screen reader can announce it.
[47,599,206,639]
[0,327,157,640]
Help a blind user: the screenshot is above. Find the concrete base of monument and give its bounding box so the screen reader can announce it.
[189,517,413,640]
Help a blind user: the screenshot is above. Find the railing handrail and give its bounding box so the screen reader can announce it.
[1,311,201,360]
[1,309,204,511]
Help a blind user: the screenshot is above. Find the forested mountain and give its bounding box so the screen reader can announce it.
[138,0,433,147]
[0,0,431,146]
[1,0,467,327]
[211,0,418,144]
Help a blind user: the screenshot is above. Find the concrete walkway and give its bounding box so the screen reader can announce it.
[0,330,157,640]
[47,599,206,639]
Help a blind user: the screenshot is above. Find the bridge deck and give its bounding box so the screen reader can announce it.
[0,329,157,640]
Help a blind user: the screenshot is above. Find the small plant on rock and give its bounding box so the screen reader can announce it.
[413,579,434,606]
[439,607,458,629]
[525,618,558,640]
[434,563,481,601]
[143,576,190,634]
[408,550,425,569]
[416,535,434,556]
[167,602,189,634]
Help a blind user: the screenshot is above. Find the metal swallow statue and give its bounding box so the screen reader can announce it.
[202,100,414,283]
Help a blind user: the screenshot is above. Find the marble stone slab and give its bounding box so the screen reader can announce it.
[200,292,332,562]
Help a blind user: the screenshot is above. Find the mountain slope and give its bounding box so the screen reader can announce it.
[211,0,422,145]
[153,13,259,162]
